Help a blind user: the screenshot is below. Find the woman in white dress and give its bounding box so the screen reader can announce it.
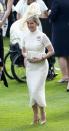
[22,15,54,124]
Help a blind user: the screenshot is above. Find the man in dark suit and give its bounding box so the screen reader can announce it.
[43,0,52,8]
[40,0,56,80]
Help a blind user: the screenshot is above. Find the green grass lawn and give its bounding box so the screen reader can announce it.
[0,38,69,131]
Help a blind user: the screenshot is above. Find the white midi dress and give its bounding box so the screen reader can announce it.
[22,29,51,107]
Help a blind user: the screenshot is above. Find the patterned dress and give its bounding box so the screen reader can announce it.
[22,29,52,107]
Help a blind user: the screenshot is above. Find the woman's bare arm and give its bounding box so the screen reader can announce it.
[0,0,13,27]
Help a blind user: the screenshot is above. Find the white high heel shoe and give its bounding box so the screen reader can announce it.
[40,119,46,125]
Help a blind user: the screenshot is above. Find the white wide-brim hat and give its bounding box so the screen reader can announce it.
[18,2,41,31]
[21,2,41,22]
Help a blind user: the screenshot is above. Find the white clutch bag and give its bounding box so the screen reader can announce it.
[27,51,46,60]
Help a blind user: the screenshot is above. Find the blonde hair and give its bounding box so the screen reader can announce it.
[26,15,40,25]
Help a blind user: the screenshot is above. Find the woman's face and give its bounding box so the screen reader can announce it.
[27,19,37,32]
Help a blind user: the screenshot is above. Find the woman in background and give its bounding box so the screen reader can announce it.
[50,0,69,86]
[0,0,13,87]
[0,0,13,27]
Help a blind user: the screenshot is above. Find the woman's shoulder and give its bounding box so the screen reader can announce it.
[38,30,46,36]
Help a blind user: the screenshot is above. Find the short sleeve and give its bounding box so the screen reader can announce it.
[42,34,52,47]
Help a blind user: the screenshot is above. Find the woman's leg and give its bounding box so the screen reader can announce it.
[39,106,46,124]
[58,57,69,81]
[32,103,39,124]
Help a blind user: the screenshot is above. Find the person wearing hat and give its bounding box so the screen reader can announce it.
[21,14,54,124]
